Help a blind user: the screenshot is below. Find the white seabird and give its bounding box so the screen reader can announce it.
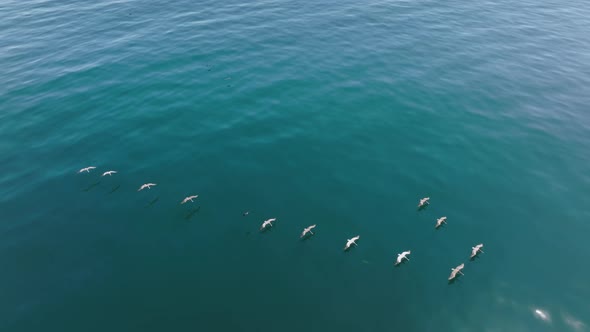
[395,250,411,266]
[436,216,447,229]
[138,183,157,191]
[449,263,465,281]
[471,243,484,258]
[260,218,276,231]
[344,235,360,251]
[78,166,96,173]
[181,195,199,204]
[300,224,316,238]
[418,197,430,208]
[102,170,117,176]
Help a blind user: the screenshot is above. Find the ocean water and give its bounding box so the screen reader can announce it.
[1,0,590,331]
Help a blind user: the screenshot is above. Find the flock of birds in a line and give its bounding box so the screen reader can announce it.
[79,165,485,282]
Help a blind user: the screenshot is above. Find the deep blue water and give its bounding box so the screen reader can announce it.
[1,0,590,331]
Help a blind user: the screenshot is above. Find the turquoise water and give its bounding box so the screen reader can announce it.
[1,0,590,331]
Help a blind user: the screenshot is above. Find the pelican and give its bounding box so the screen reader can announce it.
[449,263,465,281]
[260,218,276,230]
[78,166,96,173]
[102,170,117,176]
[435,216,447,228]
[471,243,484,258]
[344,236,360,251]
[181,195,199,204]
[395,250,411,265]
[418,197,430,208]
[300,224,316,238]
[137,183,157,191]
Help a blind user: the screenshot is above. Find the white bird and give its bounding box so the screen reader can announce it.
[181,195,199,204]
[418,197,430,208]
[435,216,447,228]
[395,250,411,265]
[300,224,316,238]
[78,166,96,173]
[102,170,117,176]
[449,263,465,281]
[138,183,157,191]
[471,243,484,258]
[344,235,360,251]
[534,309,549,321]
[260,218,276,230]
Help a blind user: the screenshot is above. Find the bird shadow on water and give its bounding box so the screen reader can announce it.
[83,181,101,192]
[417,205,429,212]
[108,184,121,194]
[184,206,201,220]
[394,261,408,268]
[300,234,314,242]
[448,276,463,285]
[145,197,159,207]
[469,255,482,262]
[259,226,274,234]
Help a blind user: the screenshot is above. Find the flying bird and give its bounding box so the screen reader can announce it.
[243,211,250,216]
[395,250,411,265]
[435,216,447,228]
[260,218,276,231]
[344,236,360,251]
[78,166,96,173]
[300,224,316,238]
[102,170,117,176]
[138,183,157,191]
[471,244,484,258]
[418,197,430,208]
[449,263,465,281]
[181,195,199,204]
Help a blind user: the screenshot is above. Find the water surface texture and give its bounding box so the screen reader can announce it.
[1,0,590,331]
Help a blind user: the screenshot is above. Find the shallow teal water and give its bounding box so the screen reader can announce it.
[1,0,590,331]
